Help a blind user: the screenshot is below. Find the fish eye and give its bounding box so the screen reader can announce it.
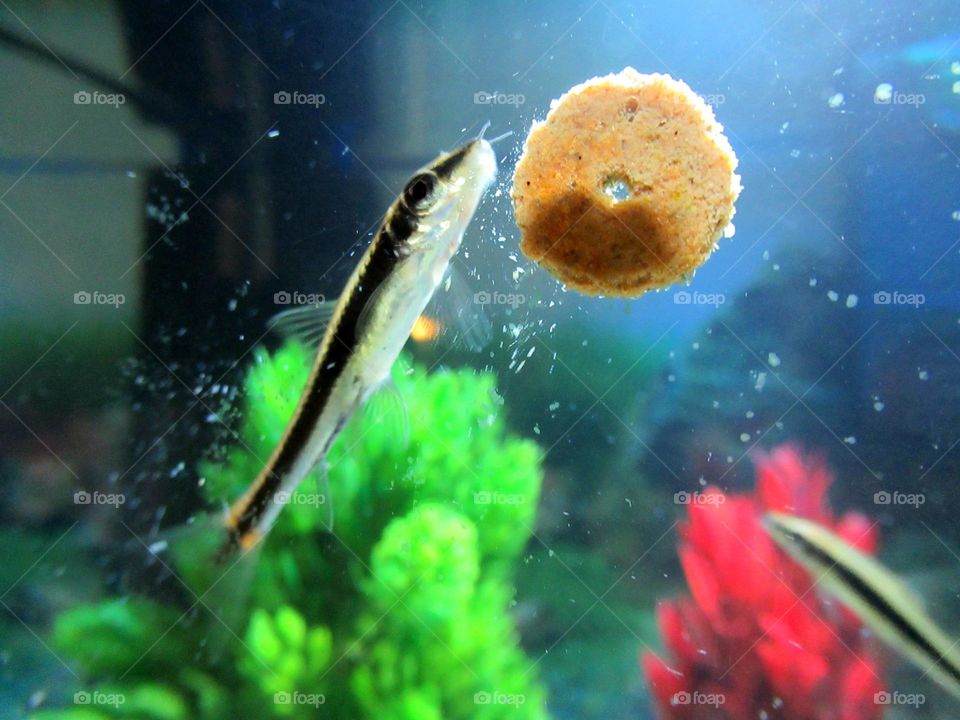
[403,172,441,213]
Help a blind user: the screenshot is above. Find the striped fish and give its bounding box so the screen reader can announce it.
[765,512,960,699]
[220,134,498,557]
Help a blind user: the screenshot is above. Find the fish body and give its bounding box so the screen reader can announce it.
[764,512,960,699]
[222,137,498,555]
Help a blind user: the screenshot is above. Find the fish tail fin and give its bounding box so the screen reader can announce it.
[136,513,263,663]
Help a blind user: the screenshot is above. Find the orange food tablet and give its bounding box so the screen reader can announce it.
[511,68,741,297]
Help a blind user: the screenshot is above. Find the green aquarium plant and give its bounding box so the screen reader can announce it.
[32,341,548,720]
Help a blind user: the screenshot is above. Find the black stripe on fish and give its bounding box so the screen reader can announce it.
[432,143,473,181]
[227,202,417,547]
[788,528,960,686]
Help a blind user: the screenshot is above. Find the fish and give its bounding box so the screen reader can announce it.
[764,512,960,699]
[220,132,499,558]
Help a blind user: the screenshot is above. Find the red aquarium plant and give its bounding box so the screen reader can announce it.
[644,445,886,720]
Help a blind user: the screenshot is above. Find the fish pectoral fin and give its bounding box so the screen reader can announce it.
[422,265,494,352]
[304,458,335,532]
[364,379,410,448]
[268,300,338,347]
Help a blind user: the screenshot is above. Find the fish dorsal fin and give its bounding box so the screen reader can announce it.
[268,300,338,348]
[423,266,493,352]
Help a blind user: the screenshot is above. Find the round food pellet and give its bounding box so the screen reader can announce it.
[511,67,741,297]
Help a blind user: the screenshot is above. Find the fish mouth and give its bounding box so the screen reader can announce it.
[435,139,498,188]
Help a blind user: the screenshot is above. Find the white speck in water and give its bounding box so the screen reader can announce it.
[170,461,186,478]
[692,342,700,350]
[846,294,858,308]
[844,436,857,444]
[755,372,767,391]
[952,210,960,221]
[549,401,560,412]
[772,697,784,709]
[267,129,280,138]
[227,298,238,311]
[874,83,893,103]
[828,92,844,108]
[533,423,541,435]
[668,373,676,382]
[919,369,929,381]
[740,432,751,442]
[827,290,839,302]
[953,61,960,75]
[780,121,789,134]
[746,410,755,419]
[125,170,137,178]
[809,277,817,287]
[790,149,800,158]
[768,352,781,367]
[873,399,885,412]
[723,222,736,239]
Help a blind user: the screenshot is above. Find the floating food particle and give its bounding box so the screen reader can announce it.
[875,83,893,103]
[511,68,740,297]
